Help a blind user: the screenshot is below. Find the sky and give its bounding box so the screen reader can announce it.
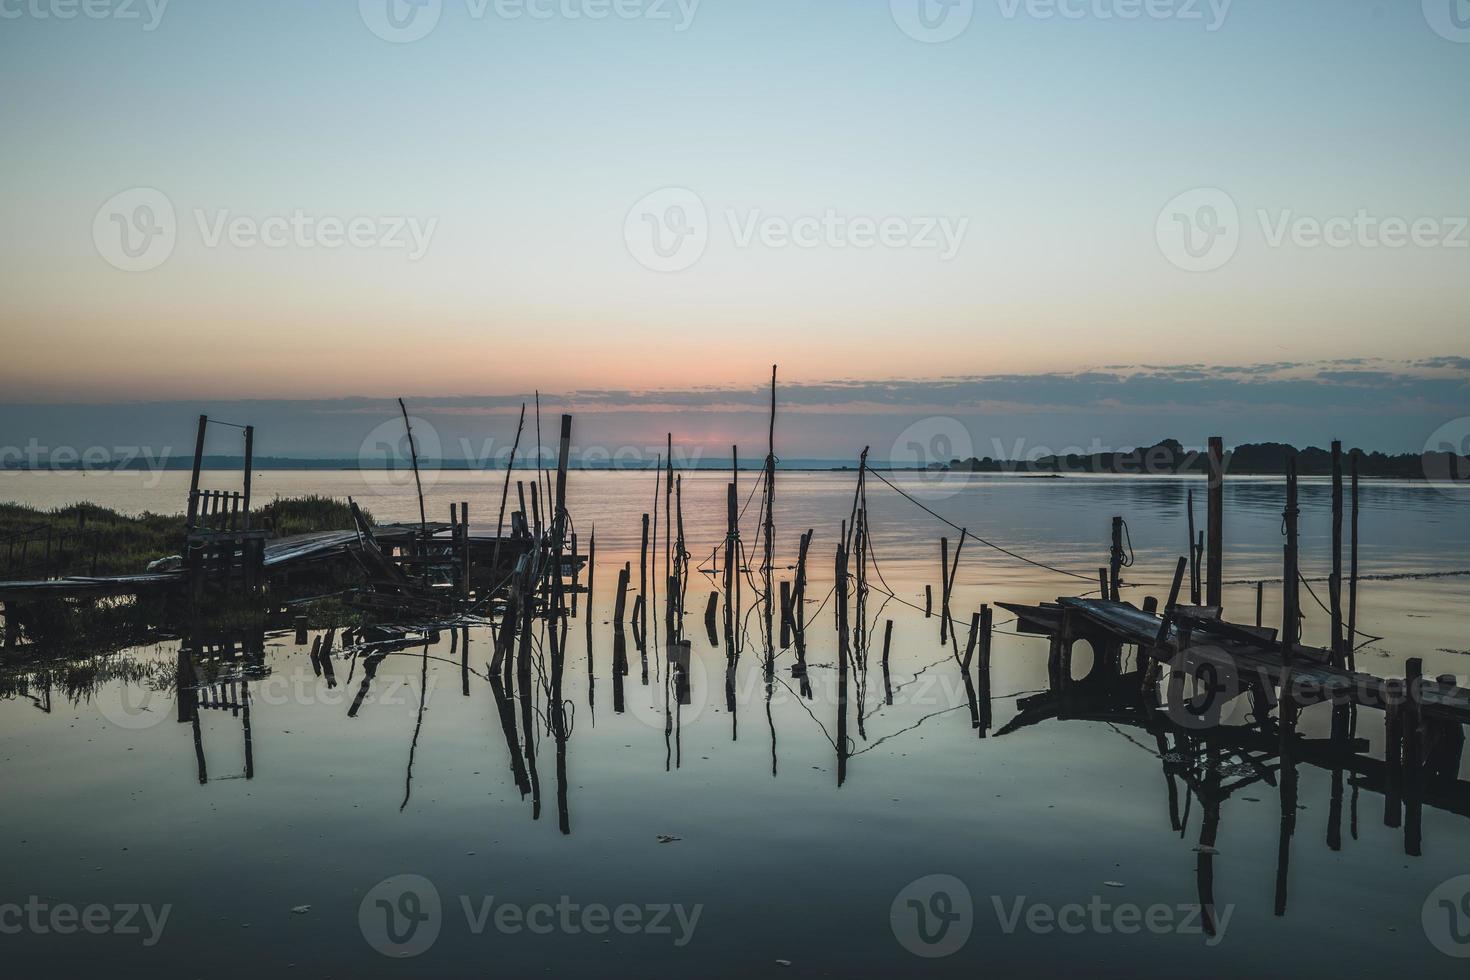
[1,0,1468,456]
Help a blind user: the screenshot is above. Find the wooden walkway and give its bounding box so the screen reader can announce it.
[999,596,1470,725]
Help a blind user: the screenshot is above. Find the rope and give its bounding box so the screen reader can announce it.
[865,468,1095,582]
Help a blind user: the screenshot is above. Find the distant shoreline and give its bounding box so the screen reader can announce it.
[0,438,1463,481]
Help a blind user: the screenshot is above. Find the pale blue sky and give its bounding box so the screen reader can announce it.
[1,0,1467,450]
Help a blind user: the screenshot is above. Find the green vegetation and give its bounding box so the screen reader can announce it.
[0,495,368,580]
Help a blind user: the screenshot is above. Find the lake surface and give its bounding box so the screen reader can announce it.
[2,470,1469,977]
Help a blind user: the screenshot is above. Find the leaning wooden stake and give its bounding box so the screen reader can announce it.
[491,404,527,584]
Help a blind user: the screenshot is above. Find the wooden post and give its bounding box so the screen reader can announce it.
[977,604,993,736]
[1109,516,1124,601]
[1329,440,1344,667]
[925,584,932,618]
[724,483,736,619]
[639,512,649,634]
[241,425,254,529]
[187,414,208,528]
[1206,435,1224,609]
[762,366,777,650]
[1256,581,1264,628]
[882,618,894,706]
[794,529,811,635]
[1347,452,1360,672]
[939,536,949,643]
[491,404,526,586]
[835,541,849,787]
[1186,489,1199,605]
[962,611,981,671]
[461,500,471,599]
[584,531,596,637]
[1155,556,1189,649]
[613,563,630,627]
[1280,459,1300,743]
[397,398,427,532]
[779,580,792,648]
[1405,657,1424,855]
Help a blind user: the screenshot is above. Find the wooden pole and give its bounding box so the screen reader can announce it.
[1329,440,1345,668]
[1206,435,1224,609]
[491,404,526,585]
[397,398,427,532]
[613,563,630,627]
[187,414,208,528]
[638,512,649,636]
[241,425,254,530]
[939,536,950,644]
[1109,516,1124,601]
[724,483,736,620]
[763,365,777,650]
[1186,489,1199,605]
[1347,452,1360,672]
[882,618,894,706]
[1281,459,1300,742]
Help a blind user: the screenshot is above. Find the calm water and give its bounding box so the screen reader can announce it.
[2,471,1469,977]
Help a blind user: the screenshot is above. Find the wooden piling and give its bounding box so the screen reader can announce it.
[962,611,981,671]
[1109,515,1124,600]
[939,536,949,643]
[779,580,792,648]
[613,563,630,627]
[1186,489,1199,606]
[1280,459,1300,743]
[1206,435,1224,609]
[1330,440,1344,667]
[1347,452,1360,672]
[639,512,649,634]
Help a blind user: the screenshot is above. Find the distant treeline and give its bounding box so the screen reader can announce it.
[947,438,1468,479]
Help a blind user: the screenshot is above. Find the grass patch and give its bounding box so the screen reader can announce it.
[0,496,370,579]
